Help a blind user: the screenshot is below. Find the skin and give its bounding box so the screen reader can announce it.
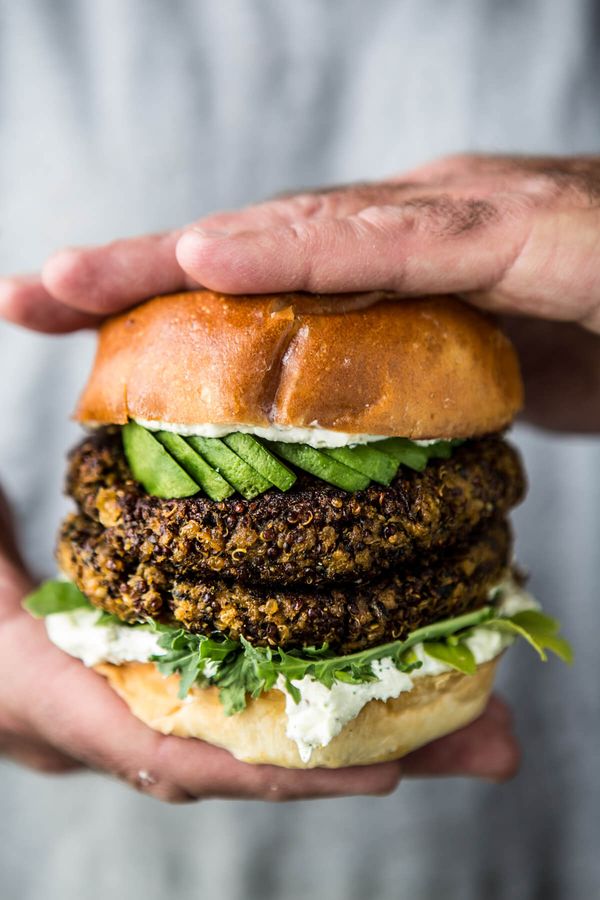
[4,151,597,798]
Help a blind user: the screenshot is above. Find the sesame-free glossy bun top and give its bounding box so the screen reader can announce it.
[75,290,523,438]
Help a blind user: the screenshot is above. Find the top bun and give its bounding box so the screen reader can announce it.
[75,290,523,438]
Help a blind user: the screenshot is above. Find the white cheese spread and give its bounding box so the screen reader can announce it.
[278,660,414,763]
[133,418,449,449]
[45,608,162,667]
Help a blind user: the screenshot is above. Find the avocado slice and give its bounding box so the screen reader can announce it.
[377,437,461,469]
[122,423,199,498]
[375,438,430,472]
[322,444,399,486]
[186,436,271,500]
[156,432,234,501]
[423,439,459,460]
[223,433,297,492]
[266,442,370,491]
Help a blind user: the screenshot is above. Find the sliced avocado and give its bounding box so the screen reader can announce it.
[156,432,234,501]
[223,433,297,492]
[322,445,399,486]
[375,438,430,472]
[423,439,461,460]
[122,423,199,498]
[186,435,271,500]
[266,442,370,491]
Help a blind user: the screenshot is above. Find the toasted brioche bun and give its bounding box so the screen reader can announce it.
[94,657,500,769]
[76,291,522,439]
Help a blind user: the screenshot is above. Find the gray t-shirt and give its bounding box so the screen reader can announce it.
[0,2,598,899]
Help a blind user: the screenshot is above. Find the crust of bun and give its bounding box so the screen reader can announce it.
[76,291,522,439]
[94,657,500,769]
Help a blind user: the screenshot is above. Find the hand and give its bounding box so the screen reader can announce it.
[0,490,518,797]
[3,153,598,431]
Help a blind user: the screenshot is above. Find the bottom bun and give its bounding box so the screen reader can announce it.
[94,657,500,769]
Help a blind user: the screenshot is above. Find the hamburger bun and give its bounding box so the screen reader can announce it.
[75,291,523,438]
[94,656,500,769]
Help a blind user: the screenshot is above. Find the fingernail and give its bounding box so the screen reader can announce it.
[190,227,231,239]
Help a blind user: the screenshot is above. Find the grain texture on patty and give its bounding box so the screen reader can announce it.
[66,429,524,588]
[57,513,510,652]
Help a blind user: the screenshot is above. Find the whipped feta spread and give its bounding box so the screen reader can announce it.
[133,418,449,449]
[45,608,162,667]
[45,575,537,762]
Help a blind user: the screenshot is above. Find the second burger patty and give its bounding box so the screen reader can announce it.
[66,430,524,588]
[58,513,510,652]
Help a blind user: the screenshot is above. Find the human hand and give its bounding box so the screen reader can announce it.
[0,488,518,796]
[176,153,600,432]
[4,153,598,430]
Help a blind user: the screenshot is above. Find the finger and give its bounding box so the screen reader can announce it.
[153,742,403,802]
[41,230,194,315]
[0,735,83,774]
[0,275,103,333]
[401,696,520,782]
[176,194,530,296]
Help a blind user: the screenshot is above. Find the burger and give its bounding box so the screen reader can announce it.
[25,290,571,768]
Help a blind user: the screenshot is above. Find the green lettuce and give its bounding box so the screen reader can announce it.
[23,580,91,617]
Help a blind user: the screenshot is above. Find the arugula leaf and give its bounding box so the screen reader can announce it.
[178,654,204,697]
[423,641,477,675]
[23,581,91,617]
[486,610,573,664]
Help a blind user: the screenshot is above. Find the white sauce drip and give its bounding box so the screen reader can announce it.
[44,575,537,762]
[133,418,448,449]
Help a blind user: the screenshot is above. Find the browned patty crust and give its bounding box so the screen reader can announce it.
[66,430,524,588]
[58,513,510,653]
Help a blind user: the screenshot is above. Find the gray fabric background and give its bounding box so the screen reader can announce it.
[0,2,598,898]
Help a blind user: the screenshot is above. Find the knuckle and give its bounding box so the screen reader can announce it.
[286,219,324,248]
[282,193,329,218]
[360,195,497,238]
[125,769,196,804]
[253,768,298,803]
[353,204,401,234]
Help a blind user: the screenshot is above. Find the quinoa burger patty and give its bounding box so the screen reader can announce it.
[57,512,510,653]
[66,430,524,588]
